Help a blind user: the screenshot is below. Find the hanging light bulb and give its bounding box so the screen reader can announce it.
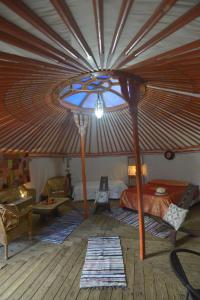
[94,92,104,119]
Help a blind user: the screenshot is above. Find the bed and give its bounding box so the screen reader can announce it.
[120,179,199,219]
[73,180,127,202]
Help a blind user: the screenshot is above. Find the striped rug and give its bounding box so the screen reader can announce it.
[35,209,83,244]
[80,236,126,288]
[104,208,171,238]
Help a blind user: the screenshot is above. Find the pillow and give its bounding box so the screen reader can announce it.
[149,179,189,187]
[163,203,188,230]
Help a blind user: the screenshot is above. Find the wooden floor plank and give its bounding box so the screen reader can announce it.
[0,255,44,299]
[99,289,112,300]
[76,287,91,300]
[6,248,62,300]
[54,245,86,300]
[143,262,157,300]
[0,261,26,287]
[133,257,145,300]
[154,273,169,300]
[122,239,134,300]
[87,289,101,300]
[17,248,66,300]
[0,201,198,300]
[63,268,84,300]
[42,241,85,300]
[111,288,123,300]
[0,254,46,300]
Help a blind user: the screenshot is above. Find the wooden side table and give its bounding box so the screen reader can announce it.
[32,197,69,220]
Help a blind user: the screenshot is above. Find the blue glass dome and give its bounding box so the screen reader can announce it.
[59,74,126,110]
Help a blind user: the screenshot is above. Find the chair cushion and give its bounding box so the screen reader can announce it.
[95,192,109,204]
[163,203,188,230]
[0,204,19,231]
[43,176,69,197]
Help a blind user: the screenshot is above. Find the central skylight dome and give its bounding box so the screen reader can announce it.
[58,73,126,111]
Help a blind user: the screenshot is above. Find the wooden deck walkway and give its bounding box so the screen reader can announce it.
[0,201,199,300]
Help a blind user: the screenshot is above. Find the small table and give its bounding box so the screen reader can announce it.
[32,198,69,220]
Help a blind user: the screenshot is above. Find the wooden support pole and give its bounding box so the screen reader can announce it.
[130,105,145,260]
[74,113,89,219]
[129,81,145,260]
[80,130,89,219]
[119,74,145,260]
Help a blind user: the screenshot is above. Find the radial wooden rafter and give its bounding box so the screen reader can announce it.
[0,0,199,156]
[50,0,98,69]
[114,2,200,68]
[111,0,177,69]
[0,15,85,69]
[92,0,104,69]
[0,0,93,70]
[0,51,80,75]
[106,0,134,68]
[0,31,86,72]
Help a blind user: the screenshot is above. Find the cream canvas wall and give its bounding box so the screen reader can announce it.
[27,152,200,200]
[70,156,128,185]
[143,152,200,186]
[27,157,65,200]
[27,156,128,200]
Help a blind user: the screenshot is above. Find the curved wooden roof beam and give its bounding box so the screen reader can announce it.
[127,39,200,70]
[92,0,104,69]
[106,0,134,68]
[50,0,98,70]
[0,31,84,72]
[0,65,68,78]
[129,63,200,92]
[0,59,78,76]
[0,51,80,74]
[111,0,176,69]
[114,2,200,69]
[0,0,93,71]
[0,16,88,72]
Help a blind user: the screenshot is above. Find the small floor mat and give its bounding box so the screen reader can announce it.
[104,208,171,238]
[35,209,83,244]
[80,236,126,288]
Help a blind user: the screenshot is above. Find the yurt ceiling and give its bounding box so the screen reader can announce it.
[0,0,200,156]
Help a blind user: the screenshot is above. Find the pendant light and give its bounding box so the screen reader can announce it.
[94,92,104,119]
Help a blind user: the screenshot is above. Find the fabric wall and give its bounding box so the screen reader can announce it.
[27,152,200,201]
[26,157,65,200]
[143,152,200,186]
[70,156,128,185]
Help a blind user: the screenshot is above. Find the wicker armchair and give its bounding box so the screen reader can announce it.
[0,204,32,259]
[42,176,70,198]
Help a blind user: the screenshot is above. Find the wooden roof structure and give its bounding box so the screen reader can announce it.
[0,0,200,156]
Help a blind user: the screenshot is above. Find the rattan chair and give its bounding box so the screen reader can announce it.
[170,249,200,300]
[0,204,32,259]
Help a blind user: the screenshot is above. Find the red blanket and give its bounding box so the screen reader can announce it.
[120,183,186,218]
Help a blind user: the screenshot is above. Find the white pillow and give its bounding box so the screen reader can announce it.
[163,203,188,230]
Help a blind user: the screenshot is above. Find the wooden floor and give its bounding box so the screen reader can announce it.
[0,200,200,300]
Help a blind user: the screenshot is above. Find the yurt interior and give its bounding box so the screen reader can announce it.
[0,0,200,299]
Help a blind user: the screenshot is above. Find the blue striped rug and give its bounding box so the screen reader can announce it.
[35,209,83,244]
[104,208,170,238]
[80,236,126,288]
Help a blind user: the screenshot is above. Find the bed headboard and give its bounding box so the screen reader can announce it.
[149,179,189,187]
